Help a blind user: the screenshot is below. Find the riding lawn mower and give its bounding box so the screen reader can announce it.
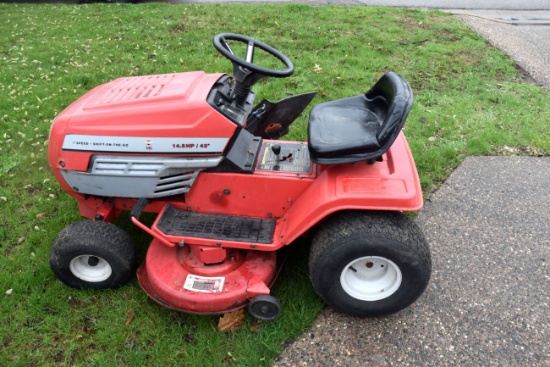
[48,33,431,320]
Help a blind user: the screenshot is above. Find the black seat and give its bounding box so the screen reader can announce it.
[308,72,413,164]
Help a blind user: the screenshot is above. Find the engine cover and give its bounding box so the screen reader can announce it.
[48,71,239,198]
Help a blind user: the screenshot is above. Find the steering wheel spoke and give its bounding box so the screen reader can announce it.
[245,41,255,63]
[221,39,235,56]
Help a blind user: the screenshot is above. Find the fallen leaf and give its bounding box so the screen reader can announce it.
[5,289,13,295]
[182,333,195,344]
[223,351,237,364]
[83,315,96,333]
[35,212,49,220]
[217,309,245,332]
[313,64,323,73]
[250,319,262,333]
[125,309,135,327]
[44,306,58,314]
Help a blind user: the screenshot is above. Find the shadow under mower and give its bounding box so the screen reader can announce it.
[48,33,431,320]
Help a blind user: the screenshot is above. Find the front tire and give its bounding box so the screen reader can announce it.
[309,211,431,317]
[50,220,136,290]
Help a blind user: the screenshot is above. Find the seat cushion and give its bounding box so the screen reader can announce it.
[308,72,413,164]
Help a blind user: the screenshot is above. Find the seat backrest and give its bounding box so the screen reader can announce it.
[370,72,413,148]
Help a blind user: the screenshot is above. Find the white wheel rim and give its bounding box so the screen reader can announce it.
[340,256,402,301]
[69,255,112,283]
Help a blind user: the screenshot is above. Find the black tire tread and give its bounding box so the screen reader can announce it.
[50,220,136,290]
[309,211,431,316]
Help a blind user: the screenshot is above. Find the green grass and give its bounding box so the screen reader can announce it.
[0,3,549,366]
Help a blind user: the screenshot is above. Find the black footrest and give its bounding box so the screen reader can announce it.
[157,205,275,244]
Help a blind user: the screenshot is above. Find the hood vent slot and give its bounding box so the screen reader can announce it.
[86,75,175,108]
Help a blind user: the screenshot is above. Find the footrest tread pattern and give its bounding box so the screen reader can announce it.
[157,205,275,244]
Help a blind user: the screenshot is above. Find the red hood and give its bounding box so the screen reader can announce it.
[51,71,236,138]
[48,71,238,174]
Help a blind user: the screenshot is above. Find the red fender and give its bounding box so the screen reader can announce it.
[279,133,423,246]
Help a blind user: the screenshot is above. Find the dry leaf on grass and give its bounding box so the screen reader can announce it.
[217,309,245,332]
[125,309,135,327]
[250,319,262,333]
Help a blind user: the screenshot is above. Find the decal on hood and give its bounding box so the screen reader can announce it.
[62,135,229,154]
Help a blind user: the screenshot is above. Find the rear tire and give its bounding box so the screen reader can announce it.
[50,220,136,290]
[309,211,431,317]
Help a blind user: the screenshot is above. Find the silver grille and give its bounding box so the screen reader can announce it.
[61,155,222,198]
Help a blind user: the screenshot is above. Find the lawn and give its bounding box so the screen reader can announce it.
[0,3,549,367]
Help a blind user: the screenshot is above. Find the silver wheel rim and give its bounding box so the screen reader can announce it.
[340,256,402,301]
[69,255,112,282]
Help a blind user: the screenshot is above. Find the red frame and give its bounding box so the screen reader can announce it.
[74,133,421,253]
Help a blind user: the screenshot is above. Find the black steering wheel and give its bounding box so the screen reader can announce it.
[213,33,294,79]
[213,33,294,105]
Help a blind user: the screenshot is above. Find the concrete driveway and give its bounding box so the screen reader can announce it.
[273,157,550,367]
[451,10,550,89]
